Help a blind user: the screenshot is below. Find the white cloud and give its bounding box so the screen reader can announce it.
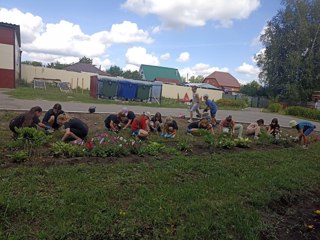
[251,25,267,46]
[125,46,159,67]
[151,25,161,34]
[177,52,190,62]
[98,21,153,44]
[236,62,260,77]
[179,63,228,78]
[123,64,140,71]
[0,8,43,43]
[0,8,152,66]
[160,53,170,60]
[122,0,260,29]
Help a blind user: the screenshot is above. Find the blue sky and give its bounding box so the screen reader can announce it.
[0,0,282,83]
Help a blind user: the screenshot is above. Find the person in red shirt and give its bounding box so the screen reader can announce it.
[131,112,150,139]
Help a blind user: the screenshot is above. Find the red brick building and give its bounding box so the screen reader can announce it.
[0,22,21,88]
[203,71,241,92]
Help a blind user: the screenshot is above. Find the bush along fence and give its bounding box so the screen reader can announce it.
[285,106,320,121]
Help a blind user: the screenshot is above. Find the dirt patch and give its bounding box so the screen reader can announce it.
[261,189,320,240]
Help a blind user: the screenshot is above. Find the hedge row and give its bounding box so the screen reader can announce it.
[216,99,248,109]
[285,106,320,120]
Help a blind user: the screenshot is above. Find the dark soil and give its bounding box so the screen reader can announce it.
[261,188,320,240]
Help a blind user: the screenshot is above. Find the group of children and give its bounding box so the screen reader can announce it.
[187,86,317,148]
[9,100,317,149]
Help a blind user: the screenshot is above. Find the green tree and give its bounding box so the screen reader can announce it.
[107,65,123,77]
[79,56,93,64]
[189,75,204,83]
[22,61,43,67]
[240,81,261,96]
[256,0,320,102]
[122,70,142,80]
[46,61,71,69]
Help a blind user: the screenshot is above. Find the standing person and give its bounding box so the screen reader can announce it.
[267,118,280,138]
[219,115,243,138]
[289,120,316,149]
[121,107,136,129]
[104,112,125,132]
[161,116,178,138]
[188,86,201,123]
[9,106,46,135]
[131,112,150,139]
[203,94,218,126]
[57,114,88,143]
[149,112,163,132]
[42,103,64,130]
[246,119,264,139]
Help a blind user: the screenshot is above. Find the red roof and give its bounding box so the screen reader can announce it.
[155,77,180,85]
[204,71,240,88]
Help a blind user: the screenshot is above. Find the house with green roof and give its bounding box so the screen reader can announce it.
[139,64,183,84]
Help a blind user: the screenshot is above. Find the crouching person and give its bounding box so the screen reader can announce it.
[187,117,214,135]
[219,115,243,138]
[161,116,178,138]
[131,112,150,139]
[289,120,316,149]
[57,114,88,144]
[246,119,264,139]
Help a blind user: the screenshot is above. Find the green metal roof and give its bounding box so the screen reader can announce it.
[139,64,182,83]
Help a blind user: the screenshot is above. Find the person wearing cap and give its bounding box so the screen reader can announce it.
[203,94,218,126]
[219,115,243,138]
[188,86,201,123]
[289,120,316,149]
[120,107,136,129]
[246,119,264,139]
[42,103,64,130]
[131,112,150,139]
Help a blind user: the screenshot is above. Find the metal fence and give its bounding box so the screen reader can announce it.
[222,93,269,108]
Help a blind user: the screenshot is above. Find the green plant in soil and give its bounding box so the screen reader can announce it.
[138,141,165,156]
[176,140,192,152]
[15,127,52,158]
[51,142,85,158]
[217,134,236,149]
[234,138,252,148]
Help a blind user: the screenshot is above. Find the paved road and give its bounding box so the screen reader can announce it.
[0,89,319,130]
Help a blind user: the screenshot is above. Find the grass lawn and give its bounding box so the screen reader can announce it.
[1,144,320,238]
[0,110,319,239]
[4,86,190,109]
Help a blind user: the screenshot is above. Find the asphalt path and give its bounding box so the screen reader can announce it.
[0,89,319,130]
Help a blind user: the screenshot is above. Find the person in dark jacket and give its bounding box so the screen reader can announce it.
[57,114,88,143]
[42,103,64,130]
[9,106,46,136]
[104,112,125,132]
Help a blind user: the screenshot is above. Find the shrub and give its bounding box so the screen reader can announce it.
[268,103,282,112]
[51,142,85,158]
[177,141,192,152]
[216,99,247,109]
[9,150,29,163]
[285,106,320,120]
[234,138,251,148]
[15,127,52,157]
[217,135,236,149]
[138,141,165,156]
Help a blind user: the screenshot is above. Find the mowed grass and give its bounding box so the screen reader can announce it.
[4,86,189,109]
[1,144,320,239]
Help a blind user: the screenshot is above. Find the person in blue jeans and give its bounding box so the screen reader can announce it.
[203,94,218,126]
[289,120,316,149]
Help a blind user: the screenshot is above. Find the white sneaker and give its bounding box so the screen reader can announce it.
[187,119,193,123]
